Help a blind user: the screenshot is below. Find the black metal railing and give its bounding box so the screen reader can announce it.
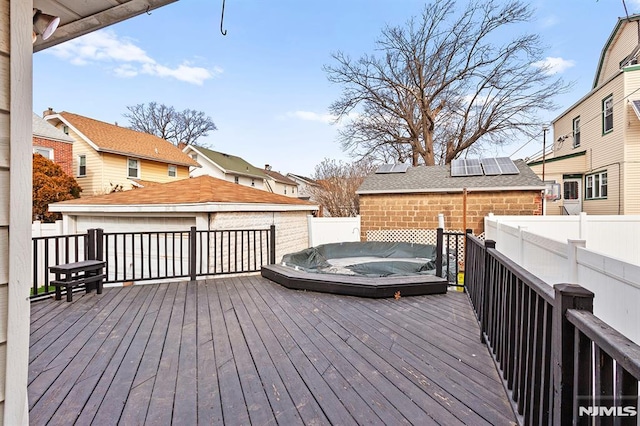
[32,225,276,298]
[465,231,640,424]
[435,228,466,286]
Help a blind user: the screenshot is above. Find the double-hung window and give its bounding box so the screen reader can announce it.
[128,158,140,179]
[603,95,613,134]
[78,155,87,177]
[168,165,177,177]
[572,116,581,148]
[33,146,53,160]
[585,171,607,199]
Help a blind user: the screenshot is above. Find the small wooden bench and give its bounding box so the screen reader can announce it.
[49,260,106,302]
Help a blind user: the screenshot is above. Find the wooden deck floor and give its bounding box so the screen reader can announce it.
[29,275,517,425]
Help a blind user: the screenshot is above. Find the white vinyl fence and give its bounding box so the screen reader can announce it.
[307,215,360,246]
[485,215,640,345]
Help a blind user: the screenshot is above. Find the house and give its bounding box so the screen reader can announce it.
[2,1,178,423]
[43,110,198,195]
[32,112,75,176]
[183,145,269,190]
[528,14,640,215]
[356,159,544,238]
[264,165,299,197]
[287,173,319,201]
[50,175,318,262]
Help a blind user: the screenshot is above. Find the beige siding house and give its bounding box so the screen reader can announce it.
[2,1,177,423]
[44,110,197,196]
[529,14,640,215]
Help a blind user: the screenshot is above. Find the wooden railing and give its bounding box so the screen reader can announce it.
[465,232,640,424]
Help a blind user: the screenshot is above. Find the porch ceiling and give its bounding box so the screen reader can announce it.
[33,0,179,52]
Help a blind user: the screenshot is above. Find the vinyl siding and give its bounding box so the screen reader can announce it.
[624,69,640,213]
[529,155,588,215]
[600,22,639,84]
[100,153,189,191]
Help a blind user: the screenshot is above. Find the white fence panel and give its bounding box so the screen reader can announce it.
[32,220,63,237]
[307,215,360,246]
[520,231,569,285]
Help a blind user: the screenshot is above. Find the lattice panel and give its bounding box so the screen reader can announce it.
[366,229,468,266]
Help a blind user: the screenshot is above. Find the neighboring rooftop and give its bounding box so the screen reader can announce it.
[51,175,317,210]
[45,111,199,167]
[357,160,544,194]
[187,146,267,179]
[287,173,318,186]
[264,167,297,185]
[32,113,74,143]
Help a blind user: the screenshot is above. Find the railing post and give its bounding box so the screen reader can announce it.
[95,228,104,261]
[481,239,496,343]
[435,227,443,278]
[462,228,472,289]
[269,225,276,264]
[86,228,95,261]
[189,226,197,281]
[552,283,594,426]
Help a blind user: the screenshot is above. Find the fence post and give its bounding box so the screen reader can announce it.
[481,239,496,343]
[269,225,276,264]
[86,229,96,260]
[95,229,104,261]
[552,283,594,426]
[189,226,197,281]
[462,228,473,289]
[566,240,586,283]
[435,228,443,278]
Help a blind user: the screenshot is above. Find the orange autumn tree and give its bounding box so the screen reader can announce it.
[33,154,82,222]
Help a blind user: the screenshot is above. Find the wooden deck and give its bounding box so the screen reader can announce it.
[29,275,517,425]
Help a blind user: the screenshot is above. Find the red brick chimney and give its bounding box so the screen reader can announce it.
[42,107,55,118]
[178,142,187,150]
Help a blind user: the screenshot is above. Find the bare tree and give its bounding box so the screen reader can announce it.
[309,158,377,217]
[124,102,217,146]
[325,0,570,165]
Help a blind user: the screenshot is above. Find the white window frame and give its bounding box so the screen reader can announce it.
[33,146,53,160]
[78,155,87,177]
[127,158,140,179]
[234,176,239,184]
[168,165,177,177]
[585,171,607,199]
[572,116,581,148]
[603,95,613,134]
[251,179,255,187]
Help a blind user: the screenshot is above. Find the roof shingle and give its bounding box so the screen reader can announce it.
[191,146,266,178]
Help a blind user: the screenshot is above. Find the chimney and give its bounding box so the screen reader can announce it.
[265,164,272,171]
[178,142,187,150]
[43,107,55,118]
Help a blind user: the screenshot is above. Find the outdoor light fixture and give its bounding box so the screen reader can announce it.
[33,8,60,42]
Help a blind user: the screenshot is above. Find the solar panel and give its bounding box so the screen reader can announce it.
[391,163,410,173]
[450,159,466,177]
[495,157,520,174]
[465,158,484,176]
[375,164,394,174]
[480,158,502,175]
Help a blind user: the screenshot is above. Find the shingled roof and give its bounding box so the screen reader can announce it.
[357,160,544,194]
[188,146,267,179]
[51,175,317,210]
[32,113,74,143]
[264,169,297,185]
[46,112,199,167]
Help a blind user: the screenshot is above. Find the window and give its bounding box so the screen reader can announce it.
[572,116,581,148]
[585,171,607,199]
[234,176,239,184]
[62,125,69,135]
[603,95,613,133]
[128,158,140,178]
[251,179,255,187]
[33,146,53,160]
[191,153,197,162]
[284,187,287,194]
[78,155,86,177]
[563,181,578,200]
[168,165,177,177]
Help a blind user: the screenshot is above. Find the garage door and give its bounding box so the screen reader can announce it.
[76,216,196,233]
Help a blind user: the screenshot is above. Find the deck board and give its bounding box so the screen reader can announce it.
[29,275,517,425]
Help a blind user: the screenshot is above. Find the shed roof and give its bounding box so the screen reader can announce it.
[46,112,199,167]
[51,175,317,212]
[357,160,544,194]
[32,113,74,143]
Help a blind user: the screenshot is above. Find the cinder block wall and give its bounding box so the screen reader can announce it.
[359,190,542,238]
[32,137,73,176]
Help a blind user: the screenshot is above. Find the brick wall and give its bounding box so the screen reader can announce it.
[32,136,73,176]
[359,190,542,238]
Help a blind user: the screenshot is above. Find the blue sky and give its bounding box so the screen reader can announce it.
[33,0,640,176]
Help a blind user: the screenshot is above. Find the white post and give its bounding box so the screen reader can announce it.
[579,212,588,243]
[438,213,444,230]
[307,214,314,247]
[32,220,42,238]
[54,220,63,236]
[518,226,527,265]
[567,239,586,282]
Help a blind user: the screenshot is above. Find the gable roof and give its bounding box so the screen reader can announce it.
[51,175,317,212]
[593,14,640,88]
[287,173,319,186]
[46,111,199,167]
[32,113,74,144]
[357,160,544,194]
[264,169,297,185]
[186,145,267,179]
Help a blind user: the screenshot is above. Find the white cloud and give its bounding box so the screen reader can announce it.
[47,29,220,85]
[284,111,338,124]
[531,57,575,75]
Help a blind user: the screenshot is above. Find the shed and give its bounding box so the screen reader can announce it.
[50,175,318,262]
[356,159,544,238]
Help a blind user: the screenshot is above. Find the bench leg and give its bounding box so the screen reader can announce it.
[55,286,62,301]
[97,279,103,295]
[66,285,73,302]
